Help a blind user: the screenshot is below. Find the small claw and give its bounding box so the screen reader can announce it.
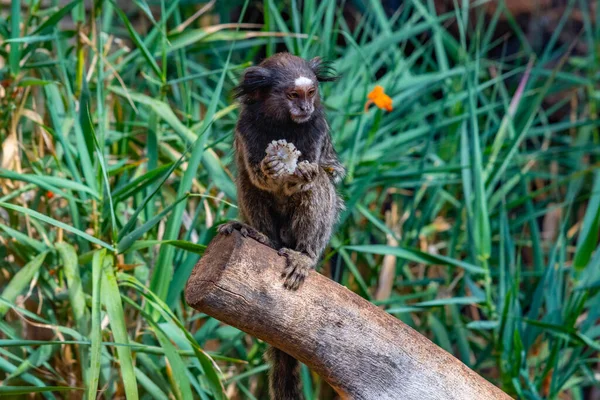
[294,161,318,183]
[247,230,272,246]
[283,266,308,290]
[217,222,234,235]
[277,248,290,257]
[282,263,294,278]
[294,167,307,180]
[271,164,285,173]
[286,276,302,290]
[277,248,313,291]
[218,222,272,246]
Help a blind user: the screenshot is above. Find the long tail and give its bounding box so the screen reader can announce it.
[266,347,303,400]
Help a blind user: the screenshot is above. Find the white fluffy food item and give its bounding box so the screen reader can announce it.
[265,139,301,175]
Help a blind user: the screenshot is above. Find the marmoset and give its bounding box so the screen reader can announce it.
[218,53,345,400]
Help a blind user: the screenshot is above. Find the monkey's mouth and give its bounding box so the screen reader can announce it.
[290,113,312,123]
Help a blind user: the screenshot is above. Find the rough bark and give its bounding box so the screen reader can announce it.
[185,231,511,400]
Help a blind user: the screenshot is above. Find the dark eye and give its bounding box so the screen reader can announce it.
[287,92,298,99]
[308,88,316,97]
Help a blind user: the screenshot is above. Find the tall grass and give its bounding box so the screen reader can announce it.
[0,0,599,399]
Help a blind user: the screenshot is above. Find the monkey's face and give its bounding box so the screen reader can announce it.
[284,76,318,124]
[234,53,338,123]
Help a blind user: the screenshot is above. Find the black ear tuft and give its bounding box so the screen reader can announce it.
[234,66,273,99]
[309,57,340,82]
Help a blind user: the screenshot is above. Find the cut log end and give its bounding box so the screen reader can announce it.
[185,231,240,309]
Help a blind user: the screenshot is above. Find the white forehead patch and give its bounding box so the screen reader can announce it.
[295,76,313,87]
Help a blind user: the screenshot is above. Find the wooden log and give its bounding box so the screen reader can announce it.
[185,231,511,400]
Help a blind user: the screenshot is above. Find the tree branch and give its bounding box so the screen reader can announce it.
[185,231,510,400]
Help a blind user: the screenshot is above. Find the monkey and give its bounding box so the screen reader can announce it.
[217,53,345,400]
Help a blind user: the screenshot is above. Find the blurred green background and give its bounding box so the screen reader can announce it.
[0,0,599,399]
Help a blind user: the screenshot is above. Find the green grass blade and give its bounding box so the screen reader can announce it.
[119,275,226,399]
[110,0,162,77]
[573,171,600,271]
[345,244,485,274]
[0,252,47,317]
[0,223,47,252]
[9,0,20,76]
[121,240,205,255]
[56,243,89,334]
[56,243,89,383]
[0,202,114,251]
[117,159,183,241]
[0,387,82,395]
[101,255,138,399]
[87,249,104,400]
[33,0,82,35]
[117,194,189,254]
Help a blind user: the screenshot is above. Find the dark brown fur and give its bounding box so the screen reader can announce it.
[218,53,344,400]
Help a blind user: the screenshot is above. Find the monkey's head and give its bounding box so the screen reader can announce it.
[234,53,338,124]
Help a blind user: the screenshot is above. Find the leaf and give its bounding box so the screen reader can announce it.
[112,163,173,201]
[345,245,485,274]
[109,87,194,141]
[119,275,226,399]
[134,367,170,400]
[116,159,183,241]
[122,240,206,255]
[573,172,600,271]
[152,325,193,400]
[428,314,452,352]
[9,0,21,76]
[0,202,114,251]
[17,78,57,87]
[101,254,138,399]
[117,194,189,254]
[0,169,81,203]
[56,243,89,383]
[32,0,82,35]
[56,243,89,334]
[416,296,484,307]
[466,320,499,330]
[87,250,104,400]
[0,252,47,317]
[110,0,162,77]
[0,223,47,252]
[0,387,82,395]
[120,297,193,400]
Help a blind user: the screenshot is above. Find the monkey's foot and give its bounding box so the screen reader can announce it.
[277,248,315,290]
[218,221,272,247]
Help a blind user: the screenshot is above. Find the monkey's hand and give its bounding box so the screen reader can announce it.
[218,221,273,247]
[281,161,321,195]
[277,248,315,290]
[260,155,287,180]
[293,161,320,183]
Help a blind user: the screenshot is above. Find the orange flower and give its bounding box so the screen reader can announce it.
[365,85,393,112]
[46,191,54,199]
